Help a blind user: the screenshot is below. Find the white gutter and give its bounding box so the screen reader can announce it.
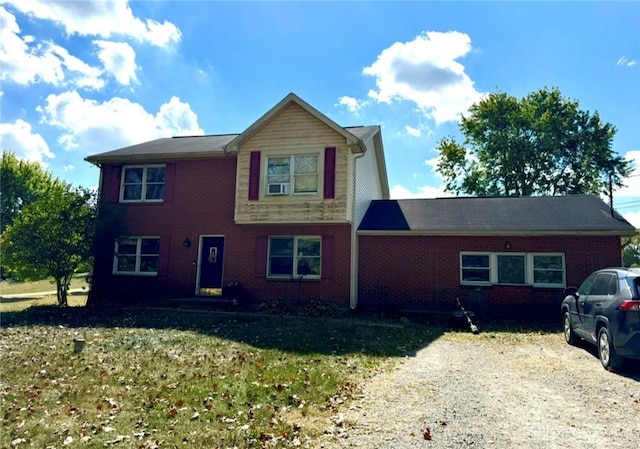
[350,150,366,309]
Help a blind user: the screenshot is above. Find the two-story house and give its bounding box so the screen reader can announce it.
[86,93,389,308]
[86,93,636,317]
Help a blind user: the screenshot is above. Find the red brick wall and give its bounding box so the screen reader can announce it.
[90,158,353,305]
[357,234,623,316]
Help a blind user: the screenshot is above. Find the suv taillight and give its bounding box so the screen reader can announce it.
[619,300,640,311]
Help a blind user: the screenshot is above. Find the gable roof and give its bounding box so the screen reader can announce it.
[358,195,637,235]
[224,92,366,153]
[85,134,237,164]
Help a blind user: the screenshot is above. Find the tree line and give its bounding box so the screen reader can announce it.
[1,87,637,307]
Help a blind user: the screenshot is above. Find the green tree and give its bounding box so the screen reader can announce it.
[436,87,631,196]
[1,150,64,233]
[1,187,96,306]
[622,234,640,268]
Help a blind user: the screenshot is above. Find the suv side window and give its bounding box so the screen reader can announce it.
[577,272,598,295]
[606,275,618,296]
[631,277,640,298]
[590,274,616,296]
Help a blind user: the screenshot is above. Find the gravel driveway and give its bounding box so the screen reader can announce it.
[319,330,640,448]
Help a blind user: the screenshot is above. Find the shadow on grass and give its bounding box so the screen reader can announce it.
[0,305,451,358]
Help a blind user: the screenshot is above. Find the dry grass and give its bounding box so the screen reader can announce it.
[0,307,443,448]
[0,273,89,295]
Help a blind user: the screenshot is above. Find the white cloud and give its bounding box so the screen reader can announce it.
[94,40,138,85]
[0,119,55,164]
[622,210,640,229]
[0,6,65,85]
[404,125,422,138]
[37,91,203,154]
[156,96,204,137]
[617,150,640,198]
[363,31,484,124]
[616,55,637,67]
[0,6,138,90]
[5,0,181,47]
[390,183,452,199]
[49,42,105,89]
[336,96,367,113]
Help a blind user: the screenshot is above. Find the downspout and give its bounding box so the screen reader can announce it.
[350,151,365,309]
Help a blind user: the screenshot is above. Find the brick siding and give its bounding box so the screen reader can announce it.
[357,234,622,317]
[90,158,352,306]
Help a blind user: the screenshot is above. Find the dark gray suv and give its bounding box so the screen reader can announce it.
[562,267,640,370]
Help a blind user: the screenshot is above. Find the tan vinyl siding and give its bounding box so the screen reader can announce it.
[235,103,350,223]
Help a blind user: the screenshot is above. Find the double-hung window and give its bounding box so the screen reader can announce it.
[268,236,321,278]
[113,237,160,275]
[266,154,319,196]
[531,254,565,286]
[460,252,565,287]
[121,165,166,202]
[461,254,491,283]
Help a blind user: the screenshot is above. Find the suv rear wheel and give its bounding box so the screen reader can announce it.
[563,312,578,345]
[597,326,624,370]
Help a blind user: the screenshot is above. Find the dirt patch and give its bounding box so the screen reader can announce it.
[319,330,640,448]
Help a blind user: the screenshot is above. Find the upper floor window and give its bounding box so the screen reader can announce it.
[113,236,160,275]
[121,165,166,202]
[268,236,321,279]
[266,155,318,196]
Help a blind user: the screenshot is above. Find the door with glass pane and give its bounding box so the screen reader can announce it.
[197,236,225,296]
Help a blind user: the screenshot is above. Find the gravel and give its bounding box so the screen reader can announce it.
[319,330,640,448]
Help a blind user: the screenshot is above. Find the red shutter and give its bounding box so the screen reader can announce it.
[323,147,336,199]
[322,235,334,279]
[164,164,176,202]
[254,235,268,277]
[248,151,261,201]
[158,236,171,276]
[103,165,122,203]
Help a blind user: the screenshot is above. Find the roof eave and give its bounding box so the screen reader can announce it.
[84,151,233,165]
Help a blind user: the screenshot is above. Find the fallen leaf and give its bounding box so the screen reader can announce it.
[423,427,431,440]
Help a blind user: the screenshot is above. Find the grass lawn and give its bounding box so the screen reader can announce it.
[0,274,89,313]
[0,273,89,296]
[0,306,444,448]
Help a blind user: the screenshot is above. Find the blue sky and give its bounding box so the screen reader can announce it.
[1,1,639,227]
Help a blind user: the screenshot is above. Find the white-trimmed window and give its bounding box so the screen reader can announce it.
[461,254,490,283]
[497,254,526,284]
[266,154,319,196]
[114,237,160,275]
[120,165,166,202]
[268,236,321,278]
[531,254,565,287]
[460,252,565,288]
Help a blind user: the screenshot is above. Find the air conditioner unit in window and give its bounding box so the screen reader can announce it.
[267,183,290,195]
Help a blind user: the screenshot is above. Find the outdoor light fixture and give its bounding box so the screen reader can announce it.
[505,242,511,250]
[182,238,191,248]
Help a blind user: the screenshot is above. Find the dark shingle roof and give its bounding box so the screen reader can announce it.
[85,134,238,164]
[358,196,636,235]
[345,126,379,142]
[85,126,381,165]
